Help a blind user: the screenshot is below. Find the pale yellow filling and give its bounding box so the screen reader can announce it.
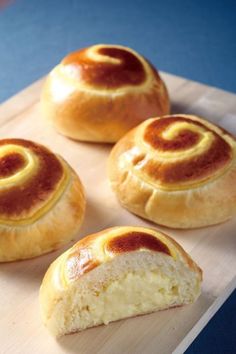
[72,271,181,328]
[48,267,199,336]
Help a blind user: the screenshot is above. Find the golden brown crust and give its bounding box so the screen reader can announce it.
[59,226,202,283]
[0,139,86,261]
[0,152,26,177]
[142,116,232,186]
[108,114,236,228]
[0,139,64,219]
[62,46,146,88]
[40,226,202,336]
[41,44,170,143]
[106,231,171,255]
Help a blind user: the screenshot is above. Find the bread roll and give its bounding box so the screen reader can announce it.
[41,44,169,143]
[40,226,202,336]
[0,139,85,261]
[108,114,236,228]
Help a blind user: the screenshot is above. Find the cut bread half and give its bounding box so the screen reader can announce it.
[40,226,202,336]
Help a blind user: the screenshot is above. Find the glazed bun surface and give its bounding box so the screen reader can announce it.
[40,226,202,336]
[0,139,85,261]
[41,44,169,142]
[108,115,236,228]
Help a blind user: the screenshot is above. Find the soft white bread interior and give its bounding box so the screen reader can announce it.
[108,114,236,228]
[40,226,202,336]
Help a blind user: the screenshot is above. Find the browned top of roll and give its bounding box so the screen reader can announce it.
[106,231,171,255]
[64,227,173,282]
[142,116,232,185]
[0,139,68,223]
[117,115,235,190]
[59,44,158,89]
[0,152,26,177]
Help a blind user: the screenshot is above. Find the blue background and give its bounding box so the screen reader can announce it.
[0,0,236,352]
[1,0,236,102]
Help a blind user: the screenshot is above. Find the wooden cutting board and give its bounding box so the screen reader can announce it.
[0,73,235,354]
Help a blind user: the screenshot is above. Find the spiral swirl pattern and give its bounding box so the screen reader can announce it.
[106,231,170,255]
[124,115,234,190]
[40,226,202,337]
[0,139,69,225]
[60,44,159,91]
[62,227,173,283]
[108,115,236,228]
[42,44,169,143]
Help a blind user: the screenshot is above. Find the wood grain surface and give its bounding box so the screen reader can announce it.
[0,73,235,354]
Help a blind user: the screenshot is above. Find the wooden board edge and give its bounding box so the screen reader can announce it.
[161,71,236,97]
[1,71,235,127]
[173,276,236,354]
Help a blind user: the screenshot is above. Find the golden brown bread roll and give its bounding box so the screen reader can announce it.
[0,139,85,261]
[108,114,236,228]
[40,226,202,336]
[41,44,169,142]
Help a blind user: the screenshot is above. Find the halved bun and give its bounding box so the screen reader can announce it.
[40,226,202,336]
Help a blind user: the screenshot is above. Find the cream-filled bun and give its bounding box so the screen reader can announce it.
[0,139,85,261]
[108,114,236,228]
[40,226,202,336]
[41,44,169,142]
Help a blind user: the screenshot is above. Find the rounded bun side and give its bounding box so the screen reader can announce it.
[108,115,236,228]
[0,139,86,261]
[41,44,170,142]
[40,226,202,336]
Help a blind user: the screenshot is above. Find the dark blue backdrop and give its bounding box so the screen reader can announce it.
[1,0,236,102]
[0,0,235,352]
